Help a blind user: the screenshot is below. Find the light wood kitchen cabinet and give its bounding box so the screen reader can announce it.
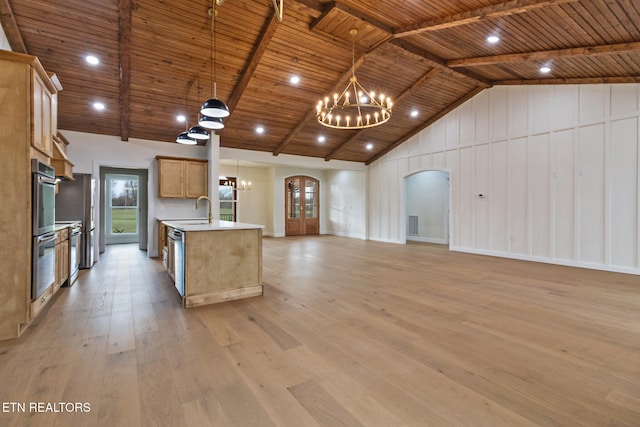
[54,228,69,293]
[0,50,60,340]
[157,156,208,199]
[31,70,55,158]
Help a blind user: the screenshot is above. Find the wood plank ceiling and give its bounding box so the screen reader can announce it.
[2,0,640,164]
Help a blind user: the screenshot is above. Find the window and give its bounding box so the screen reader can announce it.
[219,177,237,221]
[106,174,139,244]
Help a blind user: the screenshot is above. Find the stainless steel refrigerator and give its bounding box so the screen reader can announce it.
[55,173,95,269]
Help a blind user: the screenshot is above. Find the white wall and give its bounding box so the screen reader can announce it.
[369,84,640,275]
[219,164,272,234]
[326,169,367,239]
[0,23,10,51]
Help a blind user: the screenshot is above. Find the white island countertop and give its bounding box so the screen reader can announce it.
[162,219,265,232]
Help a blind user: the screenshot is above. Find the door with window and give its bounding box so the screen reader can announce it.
[285,176,319,236]
[105,174,139,244]
[219,177,237,221]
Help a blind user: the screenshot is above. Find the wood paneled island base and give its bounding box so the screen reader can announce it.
[163,220,263,308]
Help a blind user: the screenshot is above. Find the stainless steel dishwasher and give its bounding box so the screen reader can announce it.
[173,229,185,297]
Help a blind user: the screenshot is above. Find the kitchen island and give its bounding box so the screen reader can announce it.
[162,220,264,308]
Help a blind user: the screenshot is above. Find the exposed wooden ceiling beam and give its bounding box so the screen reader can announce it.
[119,0,131,142]
[0,0,27,53]
[393,0,579,38]
[324,68,442,161]
[496,76,640,85]
[311,1,395,34]
[365,86,485,165]
[227,9,280,112]
[391,39,492,88]
[448,41,640,68]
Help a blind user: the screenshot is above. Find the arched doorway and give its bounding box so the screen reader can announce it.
[405,170,450,245]
[285,176,319,236]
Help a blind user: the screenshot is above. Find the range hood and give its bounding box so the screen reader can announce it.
[51,133,74,180]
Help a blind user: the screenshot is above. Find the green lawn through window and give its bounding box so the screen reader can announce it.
[111,208,137,233]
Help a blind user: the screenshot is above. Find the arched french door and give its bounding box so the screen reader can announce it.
[285,176,319,236]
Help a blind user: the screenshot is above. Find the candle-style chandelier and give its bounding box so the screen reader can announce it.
[316,29,392,130]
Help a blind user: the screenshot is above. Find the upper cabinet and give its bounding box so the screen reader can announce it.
[157,156,208,199]
[32,71,53,157]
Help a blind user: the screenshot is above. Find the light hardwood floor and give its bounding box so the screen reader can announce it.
[1,236,639,426]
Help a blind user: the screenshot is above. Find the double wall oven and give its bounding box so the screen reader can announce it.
[31,160,56,300]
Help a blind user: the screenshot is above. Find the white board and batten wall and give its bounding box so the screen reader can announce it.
[369,84,640,275]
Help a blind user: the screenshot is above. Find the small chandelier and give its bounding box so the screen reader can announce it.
[236,160,251,191]
[316,29,392,130]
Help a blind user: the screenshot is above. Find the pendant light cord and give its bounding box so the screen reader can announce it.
[211,0,217,98]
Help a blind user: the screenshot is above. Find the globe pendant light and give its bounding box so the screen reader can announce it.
[199,115,225,130]
[176,131,197,145]
[201,0,230,118]
[187,125,211,140]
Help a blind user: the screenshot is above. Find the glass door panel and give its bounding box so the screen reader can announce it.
[106,174,139,244]
[285,176,319,236]
[219,177,236,221]
[305,179,317,218]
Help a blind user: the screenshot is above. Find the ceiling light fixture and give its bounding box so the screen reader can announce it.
[176,79,199,144]
[317,135,325,143]
[366,143,374,150]
[256,126,264,134]
[199,115,225,130]
[176,132,197,145]
[290,75,300,85]
[540,65,552,74]
[316,28,392,130]
[487,35,500,44]
[85,55,99,65]
[93,102,105,111]
[200,1,230,119]
[410,109,419,118]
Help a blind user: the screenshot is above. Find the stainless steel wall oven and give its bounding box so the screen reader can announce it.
[31,160,56,299]
[32,233,56,299]
[32,160,56,236]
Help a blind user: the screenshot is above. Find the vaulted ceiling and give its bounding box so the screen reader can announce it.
[2,0,640,164]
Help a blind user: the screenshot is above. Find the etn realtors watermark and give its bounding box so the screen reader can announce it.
[2,402,91,413]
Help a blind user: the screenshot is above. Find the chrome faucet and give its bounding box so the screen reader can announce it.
[195,196,213,224]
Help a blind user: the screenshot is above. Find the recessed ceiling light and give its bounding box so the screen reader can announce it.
[290,75,300,85]
[410,110,419,118]
[93,102,105,111]
[256,126,265,134]
[176,115,186,123]
[487,35,500,44]
[85,55,99,65]
[366,143,373,150]
[540,66,552,74]
[318,135,325,143]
